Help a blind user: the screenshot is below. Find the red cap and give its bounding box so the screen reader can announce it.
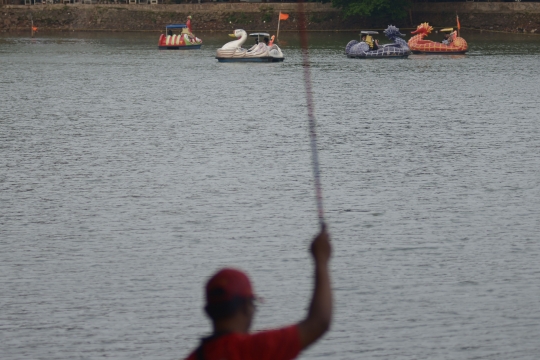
[205,268,255,304]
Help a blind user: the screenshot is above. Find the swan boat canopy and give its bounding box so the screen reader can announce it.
[158,24,202,50]
[250,33,270,43]
[216,29,284,63]
[345,26,411,59]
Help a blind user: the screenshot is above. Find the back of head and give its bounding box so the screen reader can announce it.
[204,268,255,321]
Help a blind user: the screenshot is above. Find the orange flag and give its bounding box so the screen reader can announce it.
[279,13,289,21]
[32,26,38,32]
[456,15,461,30]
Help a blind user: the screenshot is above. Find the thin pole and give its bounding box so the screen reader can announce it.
[276,12,281,42]
[297,1,325,228]
[457,14,460,38]
[31,20,34,38]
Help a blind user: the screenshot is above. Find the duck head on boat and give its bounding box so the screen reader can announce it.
[345,25,410,59]
[216,29,284,62]
[220,29,248,50]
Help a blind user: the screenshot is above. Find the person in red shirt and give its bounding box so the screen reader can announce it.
[186,15,193,34]
[184,226,332,360]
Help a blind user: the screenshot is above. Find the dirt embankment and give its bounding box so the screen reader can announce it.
[1,3,540,33]
[412,3,540,34]
[1,4,346,32]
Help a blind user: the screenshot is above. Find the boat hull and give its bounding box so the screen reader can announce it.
[158,34,202,50]
[216,37,284,63]
[216,57,284,63]
[411,50,467,55]
[408,27,468,54]
[347,54,409,59]
[345,27,411,59]
[159,44,202,50]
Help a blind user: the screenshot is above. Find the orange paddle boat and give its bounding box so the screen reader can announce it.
[408,23,468,54]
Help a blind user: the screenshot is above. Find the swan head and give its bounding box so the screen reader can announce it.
[228,29,247,39]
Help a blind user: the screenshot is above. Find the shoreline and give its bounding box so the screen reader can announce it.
[3,28,540,36]
[2,3,540,34]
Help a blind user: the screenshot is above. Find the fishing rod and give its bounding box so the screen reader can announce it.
[297,1,325,229]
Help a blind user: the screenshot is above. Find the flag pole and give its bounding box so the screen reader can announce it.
[277,12,281,42]
[456,13,460,37]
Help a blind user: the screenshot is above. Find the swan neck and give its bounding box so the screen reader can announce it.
[238,31,247,47]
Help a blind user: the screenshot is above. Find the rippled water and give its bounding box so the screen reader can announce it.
[1,31,540,360]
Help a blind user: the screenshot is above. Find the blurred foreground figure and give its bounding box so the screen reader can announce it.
[184,227,332,360]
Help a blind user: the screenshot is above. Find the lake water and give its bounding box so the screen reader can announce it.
[1,31,539,360]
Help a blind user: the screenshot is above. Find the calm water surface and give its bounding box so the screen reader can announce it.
[1,31,540,360]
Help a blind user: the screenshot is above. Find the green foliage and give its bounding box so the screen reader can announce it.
[309,13,335,24]
[259,7,273,23]
[329,0,410,19]
[225,12,249,25]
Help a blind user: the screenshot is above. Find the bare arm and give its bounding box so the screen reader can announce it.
[297,225,332,349]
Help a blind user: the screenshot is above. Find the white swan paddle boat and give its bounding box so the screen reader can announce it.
[216,29,284,63]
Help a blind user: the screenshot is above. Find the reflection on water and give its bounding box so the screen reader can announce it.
[1,31,539,360]
[409,54,467,60]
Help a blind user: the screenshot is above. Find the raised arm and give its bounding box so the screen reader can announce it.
[297,225,332,349]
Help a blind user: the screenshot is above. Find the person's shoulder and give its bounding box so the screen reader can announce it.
[244,325,302,359]
[217,325,300,347]
[188,327,301,360]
